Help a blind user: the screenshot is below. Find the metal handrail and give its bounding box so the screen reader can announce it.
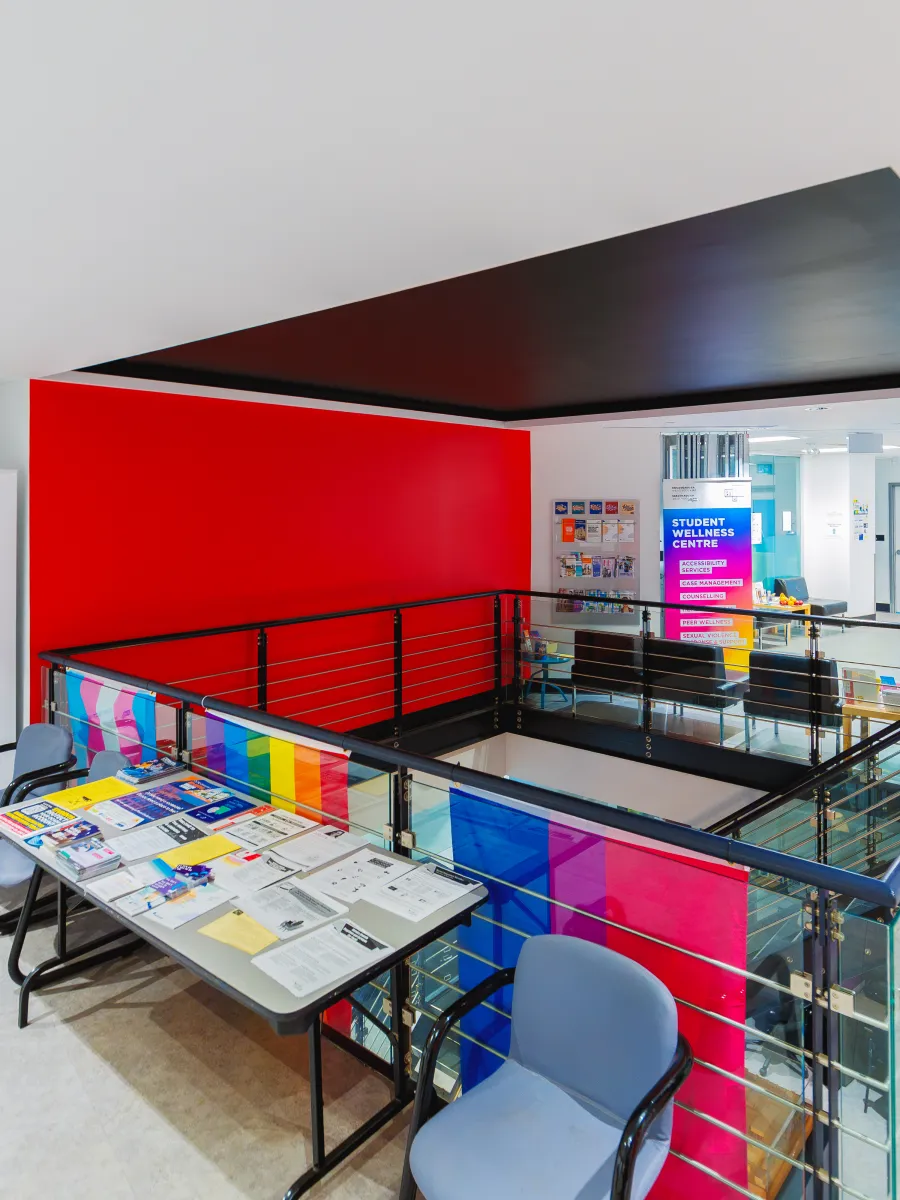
[51,587,900,657]
[38,650,900,909]
[707,718,900,836]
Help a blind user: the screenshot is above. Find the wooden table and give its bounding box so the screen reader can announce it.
[753,603,811,645]
[842,697,900,751]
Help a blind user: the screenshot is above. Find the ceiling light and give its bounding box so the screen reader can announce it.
[748,435,800,444]
[817,446,847,453]
[883,445,900,451]
[806,405,831,412]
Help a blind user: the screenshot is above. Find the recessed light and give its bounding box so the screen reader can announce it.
[748,435,800,444]
[817,446,847,454]
[806,405,831,412]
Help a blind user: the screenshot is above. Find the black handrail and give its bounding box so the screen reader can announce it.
[52,588,900,657]
[707,717,900,836]
[38,650,900,908]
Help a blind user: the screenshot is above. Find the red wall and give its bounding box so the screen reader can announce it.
[29,380,530,722]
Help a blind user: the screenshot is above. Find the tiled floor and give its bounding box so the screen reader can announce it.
[0,905,410,1200]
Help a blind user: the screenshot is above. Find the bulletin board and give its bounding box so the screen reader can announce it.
[552,498,640,625]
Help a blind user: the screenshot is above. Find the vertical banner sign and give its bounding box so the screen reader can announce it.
[663,479,753,659]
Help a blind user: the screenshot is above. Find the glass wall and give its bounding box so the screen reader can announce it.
[750,455,802,592]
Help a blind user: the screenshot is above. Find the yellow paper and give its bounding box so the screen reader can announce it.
[157,833,240,867]
[199,909,277,954]
[51,777,137,809]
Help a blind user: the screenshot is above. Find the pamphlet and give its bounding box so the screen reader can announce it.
[190,802,273,831]
[85,868,153,904]
[0,800,78,838]
[208,848,298,895]
[252,920,394,999]
[368,863,481,922]
[275,826,365,871]
[115,885,166,916]
[144,883,233,930]
[167,778,236,805]
[199,910,277,955]
[25,817,100,849]
[232,810,316,850]
[155,832,241,868]
[310,848,416,904]
[154,816,208,846]
[50,777,136,810]
[89,800,146,830]
[187,796,259,827]
[94,786,201,824]
[55,838,121,881]
[242,880,347,940]
[116,757,181,787]
[105,825,183,863]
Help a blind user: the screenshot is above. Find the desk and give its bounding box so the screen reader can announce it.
[0,773,486,1199]
[753,603,811,645]
[842,698,900,751]
[523,653,571,708]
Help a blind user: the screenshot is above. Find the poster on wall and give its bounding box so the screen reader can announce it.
[662,479,753,654]
[552,499,640,624]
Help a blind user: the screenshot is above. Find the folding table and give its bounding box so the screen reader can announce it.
[0,779,486,1199]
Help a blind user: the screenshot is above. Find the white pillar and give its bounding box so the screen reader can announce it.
[801,451,875,617]
[0,381,30,732]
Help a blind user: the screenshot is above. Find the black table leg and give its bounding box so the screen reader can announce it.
[7,865,44,985]
[18,927,144,1028]
[282,992,414,1200]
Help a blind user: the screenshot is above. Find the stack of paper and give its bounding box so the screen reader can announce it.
[232,810,316,849]
[253,920,393,998]
[368,863,481,921]
[207,848,298,896]
[276,826,365,870]
[310,849,416,904]
[55,838,121,880]
[241,881,346,940]
[0,799,78,838]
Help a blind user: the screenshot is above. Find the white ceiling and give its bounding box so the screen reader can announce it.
[551,387,900,453]
[2,3,899,384]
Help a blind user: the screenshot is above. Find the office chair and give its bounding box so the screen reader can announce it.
[0,724,76,932]
[6,748,132,1000]
[400,934,692,1200]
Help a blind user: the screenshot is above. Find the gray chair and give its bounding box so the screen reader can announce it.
[0,724,75,895]
[400,934,692,1200]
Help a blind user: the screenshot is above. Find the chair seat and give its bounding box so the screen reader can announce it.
[409,1060,668,1200]
[0,840,34,889]
[808,599,848,617]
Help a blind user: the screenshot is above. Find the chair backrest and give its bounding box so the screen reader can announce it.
[87,750,130,782]
[509,935,678,1135]
[748,650,840,716]
[13,723,73,798]
[646,637,726,701]
[572,631,642,693]
[774,576,809,603]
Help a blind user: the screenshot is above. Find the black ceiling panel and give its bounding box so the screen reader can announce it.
[88,168,900,421]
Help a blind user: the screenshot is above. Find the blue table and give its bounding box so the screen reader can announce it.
[523,653,570,708]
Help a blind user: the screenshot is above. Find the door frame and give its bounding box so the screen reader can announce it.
[890,482,900,613]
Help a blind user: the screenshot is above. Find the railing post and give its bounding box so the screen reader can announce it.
[393,609,403,743]
[256,627,268,712]
[512,596,522,705]
[46,665,56,725]
[389,766,413,1101]
[493,594,502,730]
[808,619,821,767]
[809,888,841,1198]
[640,606,652,748]
[175,700,188,765]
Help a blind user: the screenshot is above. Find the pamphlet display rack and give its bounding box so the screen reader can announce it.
[551,497,641,625]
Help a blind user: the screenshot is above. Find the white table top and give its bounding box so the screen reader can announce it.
[0,771,486,1034]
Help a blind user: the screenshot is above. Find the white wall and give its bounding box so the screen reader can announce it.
[800,452,876,616]
[530,424,662,602]
[0,381,29,736]
[440,733,760,828]
[847,453,876,617]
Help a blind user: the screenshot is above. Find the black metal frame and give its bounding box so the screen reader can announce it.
[398,964,693,1200]
[45,588,900,795]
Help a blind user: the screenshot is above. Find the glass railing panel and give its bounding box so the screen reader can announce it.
[50,664,178,769]
[834,910,892,1200]
[407,773,832,1197]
